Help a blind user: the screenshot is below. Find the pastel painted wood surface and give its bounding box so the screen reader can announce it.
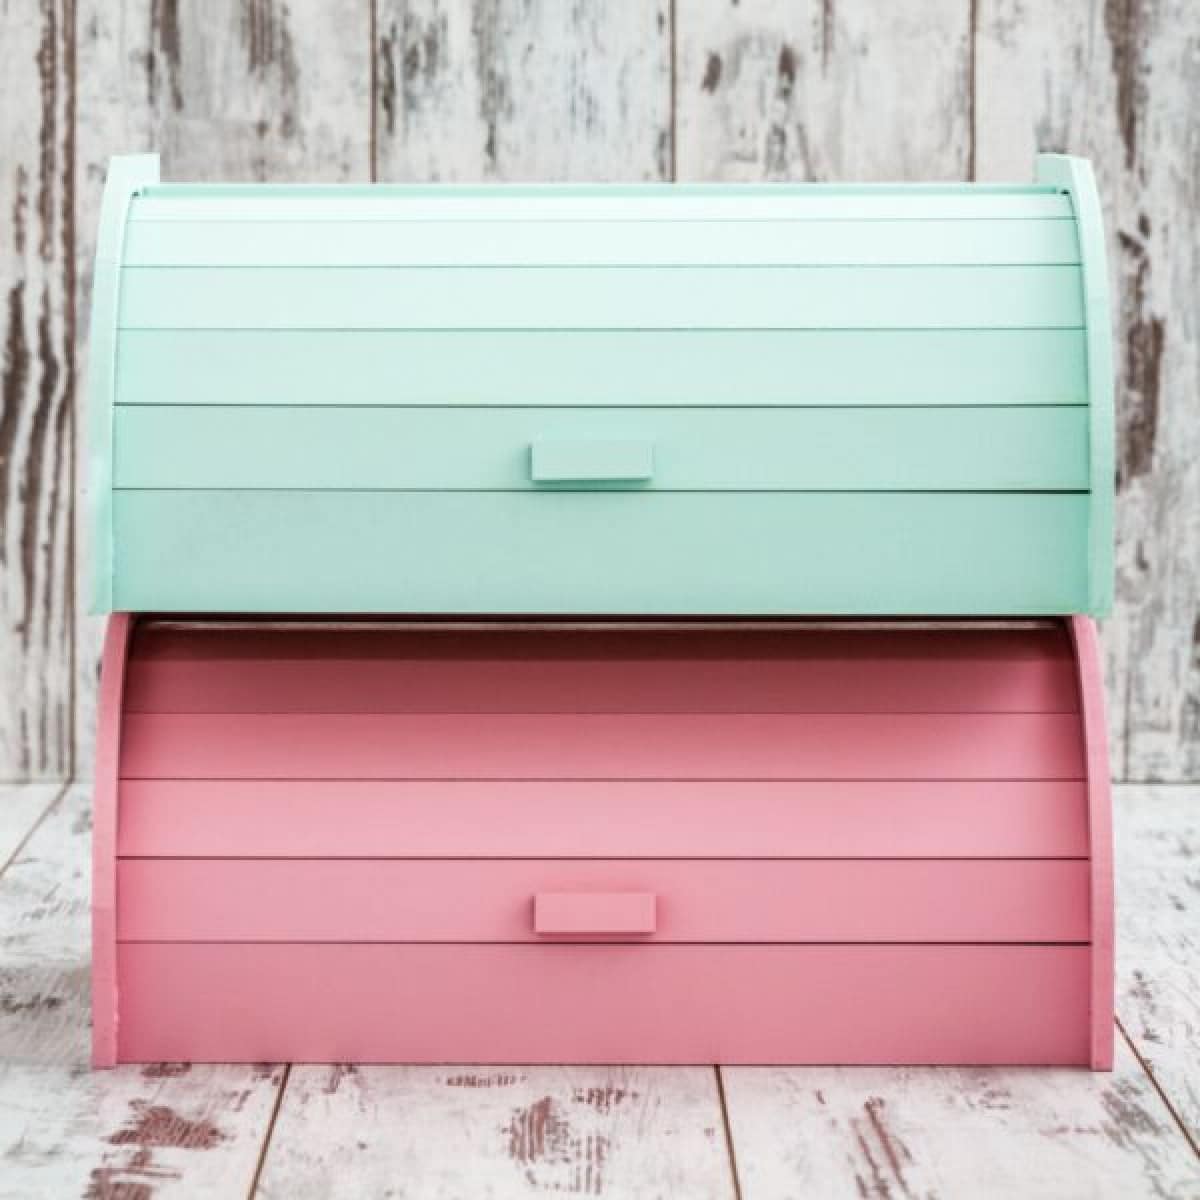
[0,785,284,1198]
[116,943,1092,1066]
[117,778,1091,859]
[118,710,1085,780]
[131,188,1073,222]
[123,621,1082,714]
[256,1065,733,1200]
[113,404,1091,492]
[124,214,1081,266]
[1114,784,1200,1147]
[117,263,1084,330]
[110,490,1093,615]
[115,858,1090,944]
[115,327,1089,407]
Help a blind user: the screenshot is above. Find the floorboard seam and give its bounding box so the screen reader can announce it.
[247,1062,292,1198]
[1116,1017,1200,1158]
[714,1066,745,1200]
[0,779,73,882]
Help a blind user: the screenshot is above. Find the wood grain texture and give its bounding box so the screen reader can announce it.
[720,1041,1200,1199]
[116,779,1091,859]
[0,0,74,781]
[256,1065,733,1199]
[374,0,672,181]
[121,622,1082,716]
[674,0,971,181]
[1114,783,1200,1149]
[0,785,284,1198]
[71,0,372,781]
[114,857,1091,944]
[976,0,1200,780]
[117,710,1087,780]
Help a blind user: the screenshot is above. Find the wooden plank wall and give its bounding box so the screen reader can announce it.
[0,0,1196,783]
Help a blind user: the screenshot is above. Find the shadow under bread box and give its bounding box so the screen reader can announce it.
[88,154,1111,617]
[93,617,1112,1069]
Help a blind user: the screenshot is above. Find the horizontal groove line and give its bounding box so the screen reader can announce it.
[122,262,1082,271]
[133,624,1070,633]
[117,939,1093,947]
[112,402,1091,410]
[116,325,1088,334]
[118,776,1088,783]
[120,710,1082,717]
[111,488,1092,496]
[129,216,1079,225]
[124,216,1072,227]
[116,327,1087,337]
[115,855,1091,862]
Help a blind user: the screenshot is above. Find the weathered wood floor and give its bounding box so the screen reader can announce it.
[0,783,1196,1199]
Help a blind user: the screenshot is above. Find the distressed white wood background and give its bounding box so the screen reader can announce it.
[2,0,1197,782]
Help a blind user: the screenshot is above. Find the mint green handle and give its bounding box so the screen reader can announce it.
[530,438,654,483]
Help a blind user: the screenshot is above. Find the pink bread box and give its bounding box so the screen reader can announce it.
[93,616,1112,1069]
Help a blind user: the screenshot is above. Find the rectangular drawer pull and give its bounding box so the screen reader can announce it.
[534,891,657,935]
[530,439,653,483]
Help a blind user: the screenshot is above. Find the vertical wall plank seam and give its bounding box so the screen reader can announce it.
[368,0,378,183]
[967,0,978,181]
[1123,650,1133,783]
[668,0,678,182]
[65,0,78,782]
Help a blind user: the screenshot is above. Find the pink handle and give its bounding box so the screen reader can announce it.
[534,891,657,935]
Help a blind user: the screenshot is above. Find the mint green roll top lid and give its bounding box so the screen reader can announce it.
[89,153,1113,616]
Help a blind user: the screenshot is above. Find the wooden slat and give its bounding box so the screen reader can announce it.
[117,264,1085,330]
[111,490,1092,615]
[129,191,1075,221]
[114,327,1090,407]
[118,711,1084,780]
[121,217,1081,266]
[0,0,73,780]
[115,942,1092,1064]
[112,404,1091,492]
[116,779,1091,859]
[115,858,1090,943]
[257,1065,732,1200]
[123,623,1081,715]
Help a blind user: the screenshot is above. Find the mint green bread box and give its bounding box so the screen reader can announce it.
[89,153,1112,616]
